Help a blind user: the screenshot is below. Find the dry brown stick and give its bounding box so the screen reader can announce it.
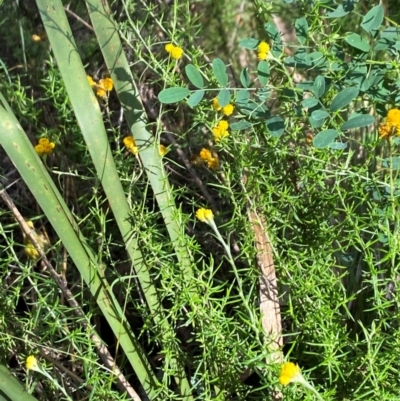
[0,185,142,401]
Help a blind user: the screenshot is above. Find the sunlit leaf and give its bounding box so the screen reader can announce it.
[231,121,252,130]
[257,61,270,86]
[185,64,205,89]
[361,5,384,34]
[313,129,340,148]
[240,68,251,88]
[217,89,230,107]
[341,114,375,130]
[295,17,308,45]
[345,33,371,52]
[187,90,204,108]
[266,116,284,137]
[158,87,190,104]
[239,37,259,50]
[330,87,359,112]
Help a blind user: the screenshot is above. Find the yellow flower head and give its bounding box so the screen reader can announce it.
[196,208,214,224]
[34,138,55,156]
[26,355,39,371]
[207,157,219,170]
[212,120,230,142]
[23,220,50,261]
[99,77,114,92]
[170,46,184,60]
[378,108,400,139]
[200,148,213,161]
[165,43,174,53]
[123,136,139,155]
[212,98,222,111]
[279,362,302,386]
[159,145,167,156]
[222,104,234,116]
[258,52,268,60]
[258,41,270,54]
[96,87,107,98]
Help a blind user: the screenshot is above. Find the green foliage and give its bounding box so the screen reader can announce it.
[1,0,400,400]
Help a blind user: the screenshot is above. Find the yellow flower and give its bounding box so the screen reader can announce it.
[258,41,270,53]
[99,77,114,92]
[87,75,95,86]
[279,362,302,386]
[34,138,55,156]
[159,145,167,156]
[222,104,234,116]
[258,52,268,60]
[123,136,139,155]
[170,46,184,60]
[207,157,219,170]
[165,43,174,53]
[212,98,222,111]
[378,108,400,139]
[196,208,214,224]
[96,87,107,98]
[200,148,213,161]
[23,220,50,261]
[26,355,39,371]
[212,120,230,142]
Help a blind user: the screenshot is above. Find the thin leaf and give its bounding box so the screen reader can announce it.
[187,90,205,107]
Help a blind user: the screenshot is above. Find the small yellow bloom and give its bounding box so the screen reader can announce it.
[212,120,230,142]
[99,77,114,92]
[258,52,268,60]
[165,43,174,53]
[378,108,400,139]
[159,145,167,156]
[170,46,184,60]
[212,98,222,111]
[23,220,50,261]
[34,138,55,156]
[96,87,107,98]
[207,157,219,170]
[222,104,234,116]
[196,208,214,224]
[200,148,213,161]
[87,75,95,86]
[123,136,139,155]
[279,362,302,386]
[258,41,270,54]
[26,355,39,371]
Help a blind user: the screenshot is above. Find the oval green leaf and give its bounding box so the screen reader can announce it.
[185,64,205,88]
[240,68,251,88]
[264,22,281,43]
[345,33,371,52]
[217,89,230,107]
[313,129,340,148]
[295,17,308,45]
[327,5,349,18]
[257,61,270,86]
[239,37,259,50]
[212,58,228,86]
[341,114,375,130]
[312,75,326,98]
[231,121,252,130]
[187,90,205,108]
[236,89,250,104]
[302,97,319,108]
[266,116,285,137]
[312,109,329,120]
[158,87,190,104]
[361,5,384,33]
[328,142,347,150]
[330,87,359,112]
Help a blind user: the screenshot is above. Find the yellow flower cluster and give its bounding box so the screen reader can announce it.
[196,208,214,224]
[87,75,114,98]
[123,136,139,155]
[34,138,55,156]
[159,144,167,156]
[212,120,229,142]
[279,362,302,386]
[379,108,400,139]
[165,43,184,60]
[257,41,270,60]
[199,148,219,170]
[212,98,234,116]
